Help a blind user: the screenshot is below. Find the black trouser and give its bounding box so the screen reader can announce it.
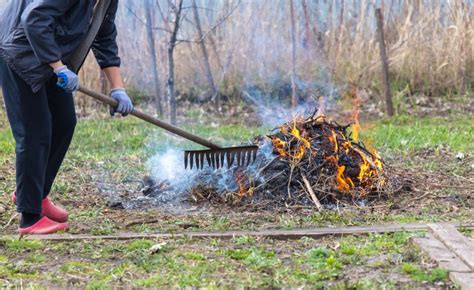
[0,59,76,214]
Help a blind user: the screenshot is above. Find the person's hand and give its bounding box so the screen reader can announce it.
[110,88,133,116]
[54,65,79,93]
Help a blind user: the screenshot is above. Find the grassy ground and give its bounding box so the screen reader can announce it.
[0,107,472,288]
[0,233,450,288]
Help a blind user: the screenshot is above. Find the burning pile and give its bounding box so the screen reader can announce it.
[189,112,394,208]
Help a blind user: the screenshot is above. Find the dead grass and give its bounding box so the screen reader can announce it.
[97,0,474,108]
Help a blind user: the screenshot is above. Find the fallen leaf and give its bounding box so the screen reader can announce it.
[455,152,465,160]
[330,242,340,251]
[149,242,167,254]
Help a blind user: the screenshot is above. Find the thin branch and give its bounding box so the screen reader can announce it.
[126,0,240,45]
[124,5,147,27]
[124,4,173,33]
[177,0,241,44]
[155,0,169,28]
[182,5,216,12]
[302,174,322,210]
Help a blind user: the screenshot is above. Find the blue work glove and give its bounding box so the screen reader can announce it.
[54,65,79,93]
[110,88,134,116]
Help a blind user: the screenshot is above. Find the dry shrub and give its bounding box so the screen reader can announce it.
[77,1,474,112]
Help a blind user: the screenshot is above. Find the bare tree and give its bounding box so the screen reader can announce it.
[375,8,394,117]
[166,0,184,125]
[289,0,298,108]
[335,0,345,58]
[144,0,163,116]
[302,0,313,50]
[192,0,218,104]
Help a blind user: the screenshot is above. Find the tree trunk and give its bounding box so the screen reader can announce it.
[144,0,163,116]
[336,0,345,58]
[289,0,298,108]
[100,70,109,96]
[302,0,313,50]
[375,8,394,117]
[167,0,183,125]
[313,0,322,46]
[192,0,218,105]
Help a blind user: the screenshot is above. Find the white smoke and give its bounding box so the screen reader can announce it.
[146,148,200,196]
[145,139,275,202]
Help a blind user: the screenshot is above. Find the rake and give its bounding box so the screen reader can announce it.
[77,85,259,170]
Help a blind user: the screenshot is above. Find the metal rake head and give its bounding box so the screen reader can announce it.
[184,145,259,170]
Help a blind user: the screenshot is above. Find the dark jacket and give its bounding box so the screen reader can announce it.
[0,0,120,93]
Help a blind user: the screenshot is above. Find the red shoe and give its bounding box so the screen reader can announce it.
[12,192,69,223]
[42,197,68,223]
[18,216,69,235]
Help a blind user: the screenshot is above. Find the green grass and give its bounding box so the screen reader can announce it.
[402,263,449,283]
[0,128,14,164]
[0,232,446,288]
[0,114,470,167]
[363,115,473,153]
[3,240,44,252]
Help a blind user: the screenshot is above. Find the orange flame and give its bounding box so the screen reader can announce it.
[236,171,249,197]
[336,165,354,192]
[358,161,370,182]
[294,145,305,160]
[272,138,287,157]
[289,119,311,160]
[370,148,384,171]
[328,130,338,152]
[342,141,351,154]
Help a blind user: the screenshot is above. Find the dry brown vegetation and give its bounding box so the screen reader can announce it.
[74,0,473,117]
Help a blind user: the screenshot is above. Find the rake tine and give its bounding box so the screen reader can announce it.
[220,153,225,168]
[215,152,221,169]
[195,152,200,169]
[200,153,205,170]
[210,152,216,169]
[206,152,212,168]
[252,149,257,163]
[185,146,259,170]
[228,151,235,168]
[241,151,246,167]
[184,151,189,169]
[197,153,201,169]
[190,152,195,170]
[236,151,242,167]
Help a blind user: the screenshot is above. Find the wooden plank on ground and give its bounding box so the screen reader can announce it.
[0,222,471,242]
[428,223,474,270]
[413,234,470,273]
[449,272,474,290]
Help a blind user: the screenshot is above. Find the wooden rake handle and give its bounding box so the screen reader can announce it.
[77,85,221,149]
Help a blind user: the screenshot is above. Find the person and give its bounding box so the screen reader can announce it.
[0,0,133,235]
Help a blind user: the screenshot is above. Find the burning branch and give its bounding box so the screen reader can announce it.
[184,110,394,208]
[301,174,322,210]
